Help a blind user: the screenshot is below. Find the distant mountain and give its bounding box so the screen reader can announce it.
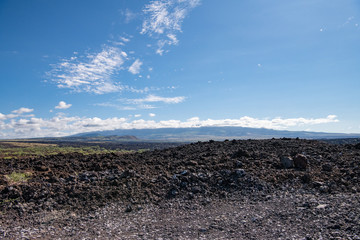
[71,134,138,140]
[71,126,360,141]
[32,135,139,143]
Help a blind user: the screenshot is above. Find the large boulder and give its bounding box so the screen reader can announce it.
[294,154,308,170]
[281,156,294,169]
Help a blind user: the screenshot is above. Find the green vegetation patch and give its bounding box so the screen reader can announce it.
[5,171,32,183]
[0,144,139,159]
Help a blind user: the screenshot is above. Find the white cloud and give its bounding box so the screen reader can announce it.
[141,0,200,35]
[127,94,185,104]
[5,114,18,119]
[0,114,340,139]
[101,102,156,110]
[12,107,34,114]
[120,36,130,43]
[167,34,178,45]
[128,59,143,74]
[156,48,165,56]
[111,36,131,46]
[111,41,125,46]
[55,101,72,109]
[123,8,137,23]
[134,114,142,118]
[141,0,200,54]
[342,16,354,27]
[0,113,6,120]
[94,102,137,111]
[49,46,127,94]
[0,108,35,121]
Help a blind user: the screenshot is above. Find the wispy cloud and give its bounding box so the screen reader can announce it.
[0,107,34,121]
[342,16,354,27]
[109,36,131,46]
[128,59,143,74]
[94,102,156,110]
[128,94,185,104]
[141,0,200,35]
[149,113,156,117]
[120,36,130,43]
[94,102,137,111]
[55,101,72,109]
[122,8,137,23]
[12,107,34,115]
[109,94,185,110]
[49,46,128,94]
[141,0,200,54]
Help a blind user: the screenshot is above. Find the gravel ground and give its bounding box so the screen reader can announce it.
[1,191,360,239]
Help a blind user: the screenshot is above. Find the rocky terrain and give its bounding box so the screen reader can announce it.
[1,138,360,239]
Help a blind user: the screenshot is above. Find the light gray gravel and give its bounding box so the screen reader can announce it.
[1,191,359,239]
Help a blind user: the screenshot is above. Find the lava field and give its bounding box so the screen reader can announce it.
[1,138,360,239]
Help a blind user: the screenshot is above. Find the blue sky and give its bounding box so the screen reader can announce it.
[0,0,359,138]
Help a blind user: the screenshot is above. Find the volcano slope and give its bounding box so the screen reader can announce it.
[1,138,360,239]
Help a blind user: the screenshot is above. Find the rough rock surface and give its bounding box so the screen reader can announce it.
[293,154,308,170]
[1,138,360,239]
[281,156,294,169]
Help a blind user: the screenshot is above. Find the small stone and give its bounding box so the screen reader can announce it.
[187,192,194,199]
[300,174,311,183]
[188,160,198,166]
[125,204,133,212]
[0,176,8,186]
[294,154,308,170]
[234,169,246,177]
[191,186,202,194]
[313,181,324,187]
[328,224,341,230]
[66,175,76,182]
[281,156,294,169]
[315,204,328,209]
[232,149,250,158]
[235,160,243,168]
[319,185,329,193]
[168,188,178,197]
[204,198,211,204]
[302,202,311,208]
[36,165,49,172]
[321,164,332,172]
[220,169,232,177]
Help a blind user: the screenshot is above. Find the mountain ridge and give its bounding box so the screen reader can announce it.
[71,126,360,141]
